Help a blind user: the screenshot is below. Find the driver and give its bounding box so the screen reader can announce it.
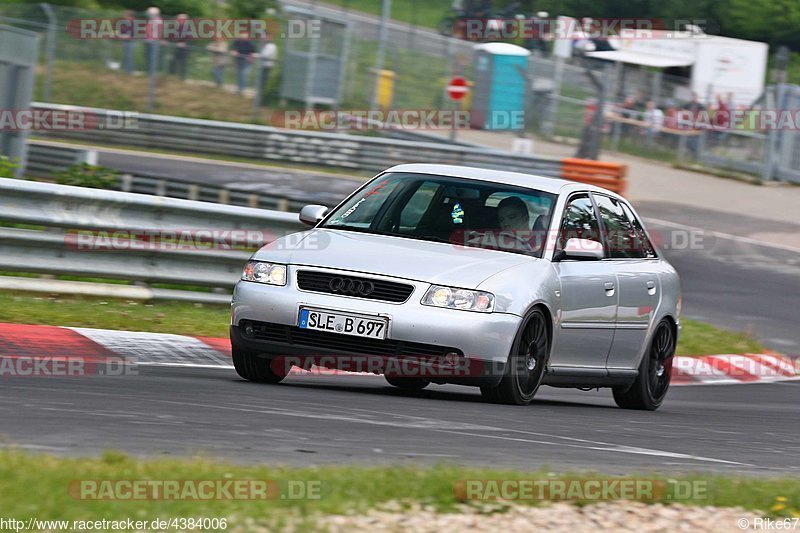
[497,196,530,233]
[497,196,544,253]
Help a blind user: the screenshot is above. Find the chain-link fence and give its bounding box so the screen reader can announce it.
[3,1,796,181]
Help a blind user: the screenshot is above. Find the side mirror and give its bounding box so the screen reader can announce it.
[554,238,604,261]
[299,204,328,226]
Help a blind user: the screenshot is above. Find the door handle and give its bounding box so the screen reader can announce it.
[604,282,615,290]
[646,280,657,295]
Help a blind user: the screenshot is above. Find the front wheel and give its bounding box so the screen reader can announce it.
[232,346,287,384]
[612,320,675,410]
[481,309,549,405]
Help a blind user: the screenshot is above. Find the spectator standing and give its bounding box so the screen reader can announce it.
[206,36,228,88]
[144,6,163,75]
[230,33,257,94]
[712,93,731,148]
[682,92,705,157]
[168,13,191,80]
[256,33,278,105]
[643,100,664,146]
[713,93,731,129]
[119,10,136,74]
[619,95,636,138]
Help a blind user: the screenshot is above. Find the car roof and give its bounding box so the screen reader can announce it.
[383,163,616,197]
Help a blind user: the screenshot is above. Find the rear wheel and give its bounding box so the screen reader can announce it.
[232,346,286,384]
[481,309,549,405]
[613,320,674,410]
[385,375,430,390]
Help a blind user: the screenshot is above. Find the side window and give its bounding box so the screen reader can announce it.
[594,194,645,258]
[621,203,657,258]
[557,195,602,250]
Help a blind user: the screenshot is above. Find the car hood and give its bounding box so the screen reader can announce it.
[252,228,535,288]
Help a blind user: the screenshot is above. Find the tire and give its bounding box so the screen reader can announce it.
[232,346,287,384]
[385,375,430,390]
[612,320,675,410]
[480,309,549,405]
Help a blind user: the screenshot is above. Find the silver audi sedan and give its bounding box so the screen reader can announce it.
[230,164,680,409]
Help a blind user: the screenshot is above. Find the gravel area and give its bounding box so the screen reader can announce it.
[318,501,763,532]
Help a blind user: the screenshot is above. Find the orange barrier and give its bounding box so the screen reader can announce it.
[560,157,628,196]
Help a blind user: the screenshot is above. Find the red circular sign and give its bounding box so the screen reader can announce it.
[447,76,469,101]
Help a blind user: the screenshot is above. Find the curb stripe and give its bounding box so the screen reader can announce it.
[0,323,796,386]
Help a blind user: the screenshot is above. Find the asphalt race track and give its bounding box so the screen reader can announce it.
[2,368,799,474]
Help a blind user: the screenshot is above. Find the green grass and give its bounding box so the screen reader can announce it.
[0,450,797,528]
[0,291,231,338]
[677,319,766,357]
[0,291,769,356]
[332,0,453,29]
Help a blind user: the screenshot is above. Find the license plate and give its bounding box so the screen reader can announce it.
[298,308,388,340]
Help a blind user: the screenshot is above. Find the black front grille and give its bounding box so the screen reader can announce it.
[296,270,414,303]
[245,320,460,358]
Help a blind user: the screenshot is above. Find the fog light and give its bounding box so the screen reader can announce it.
[243,322,254,337]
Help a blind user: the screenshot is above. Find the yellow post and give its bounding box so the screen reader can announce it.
[461,80,474,111]
[376,69,396,111]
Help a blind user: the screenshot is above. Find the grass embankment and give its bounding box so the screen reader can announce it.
[0,450,797,528]
[40,63,268,124]
[333,0,451,29]
[0,291,767,356]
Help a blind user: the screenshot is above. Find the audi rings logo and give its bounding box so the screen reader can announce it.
[328,277,375,296]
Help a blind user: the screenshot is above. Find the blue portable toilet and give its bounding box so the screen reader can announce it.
[470,43,530,130]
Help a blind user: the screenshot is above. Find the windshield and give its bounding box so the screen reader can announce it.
[321,172,557,257]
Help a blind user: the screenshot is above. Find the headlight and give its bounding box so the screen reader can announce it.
[422,285,494,313]
[241,261,287,286]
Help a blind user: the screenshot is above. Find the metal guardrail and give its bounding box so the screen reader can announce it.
[25,141,95,178]
[0,177,304,292]
[118,172,311,212]
[30,103,565,178]
[25,140,318,211]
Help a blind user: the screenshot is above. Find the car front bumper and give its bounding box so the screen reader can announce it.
[230,268,522,371]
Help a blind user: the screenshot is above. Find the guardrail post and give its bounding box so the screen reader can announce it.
[188,184,200,201]
[218,189,230,204]
[79,149,98,166]
[120,174,133,192]
[155,180,167,196]
[248,194,259,208]
[277,198,289,212]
